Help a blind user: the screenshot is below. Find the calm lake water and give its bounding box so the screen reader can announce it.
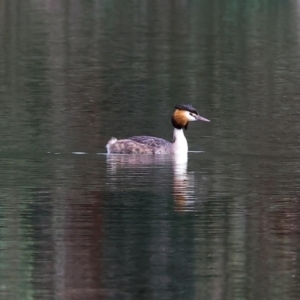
[1,1,300,299]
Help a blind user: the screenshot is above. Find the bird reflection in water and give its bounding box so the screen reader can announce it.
[106,153,197,212]
[172,154,196,212]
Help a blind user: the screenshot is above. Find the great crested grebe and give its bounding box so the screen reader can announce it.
[106,104,210,155]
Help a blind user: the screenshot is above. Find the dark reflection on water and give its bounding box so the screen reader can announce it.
[1,0,300,299]
[0,152,299,299]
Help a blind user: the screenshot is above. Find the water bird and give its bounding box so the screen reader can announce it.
[106,104,210,155]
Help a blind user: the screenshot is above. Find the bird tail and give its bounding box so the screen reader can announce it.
[106,137,118,153]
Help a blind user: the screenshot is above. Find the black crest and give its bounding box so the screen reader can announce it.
[174,104,199,115]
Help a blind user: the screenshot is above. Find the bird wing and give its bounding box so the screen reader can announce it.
[128,136,171,148]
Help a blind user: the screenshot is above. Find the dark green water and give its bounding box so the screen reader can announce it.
[0,1,300,299]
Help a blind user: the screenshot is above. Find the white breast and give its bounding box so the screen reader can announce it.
[172,129,188,155]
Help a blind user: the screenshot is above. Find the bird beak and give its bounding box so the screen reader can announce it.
[196,115,210,122]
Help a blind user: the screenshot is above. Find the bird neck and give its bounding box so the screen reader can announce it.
[172,128,188,154]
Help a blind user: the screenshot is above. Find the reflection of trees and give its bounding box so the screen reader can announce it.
[194,152,300,300]
[0,158,54,299]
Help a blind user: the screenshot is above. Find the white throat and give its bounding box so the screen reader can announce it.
[172,128,188,155]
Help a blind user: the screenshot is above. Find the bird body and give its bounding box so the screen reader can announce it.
[106,104,210,155]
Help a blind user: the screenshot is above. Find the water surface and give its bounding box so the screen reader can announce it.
[0,1,300,299]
